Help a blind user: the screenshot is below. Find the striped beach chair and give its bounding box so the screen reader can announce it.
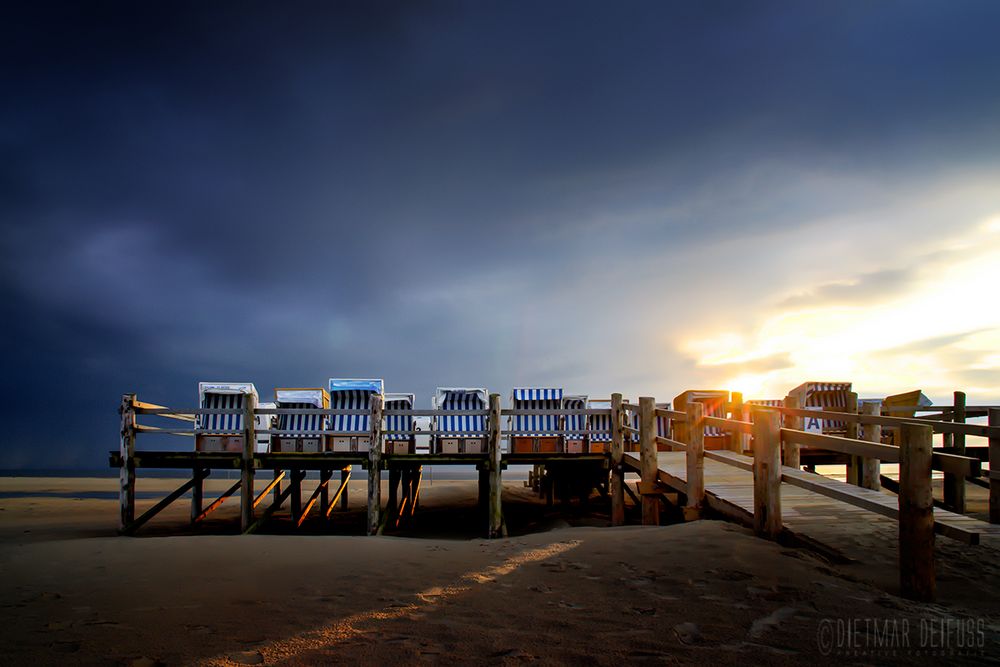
[385,392,416,454]
[587,399,613,454]
[434,388,488,454]
[672,390,731,450]
[195,382,258,452]
[563,395,588,453]
[656,402,673,450]
[786,382,853,435]
[272,388,329,453]
[327,379,384,453]
[510,387,564,453]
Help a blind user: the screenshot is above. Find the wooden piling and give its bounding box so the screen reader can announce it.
[638,396,659,525]
[319,469,332,516]
[899,422,934,601]
[340,466,350,510]
[191,467,204,523]
[728,392,743,453]
[944,391,967,513]
[240,391,256,533]
[860,401,882,491]
[290,470,302,521]
[990,408,1000,524]
[119,394,137,533]
[783,395,801,469]
[368,394,383,535]
[685,401,705,520]
[752,408,782,539]
[845,392,860,486]
[610,393,625,527]
[488,393,503,538]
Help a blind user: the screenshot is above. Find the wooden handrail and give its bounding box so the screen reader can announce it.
[703,415,753,435]
[754,405,998,438]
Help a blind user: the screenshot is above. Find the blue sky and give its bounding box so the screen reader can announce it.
[2,1,1000,467]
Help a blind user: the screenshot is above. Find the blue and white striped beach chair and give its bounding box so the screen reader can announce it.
[510,387,564,453]
[385,392,416,454]
[587,399,613,453]
[195,382,258,452]
[328,379,384,452]
[433,388,488,454]
[787,382,853,435]
[273,388,330,453]
[563,395,588,453]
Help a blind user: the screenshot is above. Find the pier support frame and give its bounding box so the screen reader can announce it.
[240,392,256,533]
[899,423,934,601]
[367,395,383,535]
[610,393,625,526]
[487,393,503,538]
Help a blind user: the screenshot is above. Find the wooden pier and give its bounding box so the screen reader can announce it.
[112,390,1000,602]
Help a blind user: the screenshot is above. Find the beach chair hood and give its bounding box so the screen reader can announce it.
[511,387,563,436]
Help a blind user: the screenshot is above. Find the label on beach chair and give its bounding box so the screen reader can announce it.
[804,406,824,433]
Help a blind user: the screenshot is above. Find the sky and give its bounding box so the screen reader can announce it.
[2,1,1000,468]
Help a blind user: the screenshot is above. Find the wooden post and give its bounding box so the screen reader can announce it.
[739,404,751,454]
[638,397,659,525]
[319,469,332,516]
[752,408,781,539]
[990,409,1000,524]
[845,392,860,486]
[290,470,302,521]
[119,393,137,533]
[899,422,934,601]
[685,401,705,520]
[191,467,205,523]
[610,393,625,527]
[860,401,882,491]
[240,391,256,533]
[487,393,503,538]
[944,391,967,513]
[728,392,743,453]
[388,467,401,518]
[272,468,283,507]
[340,466,350,510]
[367,394,383,535]
[783,395,801,469]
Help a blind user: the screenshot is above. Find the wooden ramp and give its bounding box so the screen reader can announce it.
[623,451,1000,547]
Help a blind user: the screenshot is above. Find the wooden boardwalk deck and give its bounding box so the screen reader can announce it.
[623,451,1000,548]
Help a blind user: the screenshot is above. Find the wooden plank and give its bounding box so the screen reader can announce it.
[655,435,686,450]
[685,401,705,520]
[132,401,196,422]
[119,394,137,533]
[367,395,384,535]
[703,415,753,434]
[639,397,659,525]
[759,405,998,438]
[325,469,352,518]
[783,428,901,461]
[610,393,625,527]
[899,423,934,602]
[860,401,882,491]
[124,471,208,535]
[193,478,242,523]
[253,471,285,509]
[655,408,686,420]
[296,474,331,528]
[753,410,781,539]
[488,393,503,538]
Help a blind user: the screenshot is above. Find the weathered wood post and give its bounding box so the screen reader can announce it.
[487,393,503,538]
[340,466,350,510]
[728,392,743,453]
[638,396,659,525]
[752,408,781,539]
[119,393,137,533]
[610,393,625,527]
[685,401,705,521]
[899,422,934,601]
[191,469,204,524]
[241,391,256,533]
[989,408,1000,524]
[783,395,801,469]
[845,392,861,486]
[739,404,752,454]
[944,391,967,513]
[860,400,882,491]
[367,394,383,535]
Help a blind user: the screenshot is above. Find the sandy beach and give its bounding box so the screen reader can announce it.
[2,476,999,665]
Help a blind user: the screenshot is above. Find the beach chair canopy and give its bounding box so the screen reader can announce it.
[563,395,588,436]
[435,388,488,436]
[197,382,258,433]
[275,388,329,434]
[385,392,416,439]
[674,390,730,437]
[511,387,563,436]
[588,399,613,442]
[328,378,384,433]
[787,382,852,432]
[883,390,932,416]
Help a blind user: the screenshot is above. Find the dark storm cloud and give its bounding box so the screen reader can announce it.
[2,1,1000,466]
